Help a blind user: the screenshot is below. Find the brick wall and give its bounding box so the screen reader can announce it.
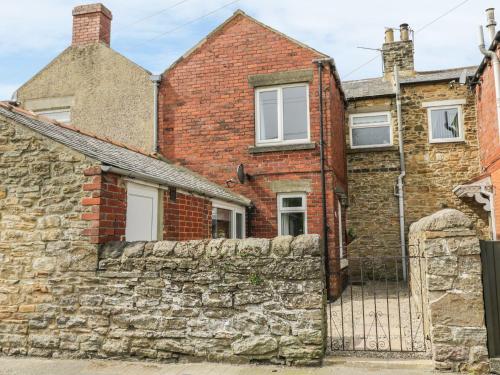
[163,191,212,241]
[158,13,346,295]
[72,4,112,47]
[82,169,127,244]
[476,47,500,238]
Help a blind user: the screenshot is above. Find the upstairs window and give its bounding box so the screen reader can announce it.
[278,193,307,236]
[423,100,465,143]
[36,108,71,124]
[255,84,310,145]
[349,112,392,148]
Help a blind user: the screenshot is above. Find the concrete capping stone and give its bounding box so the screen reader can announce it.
[248,142,316,154]
[248,69,314,87]
[409,209,473,233]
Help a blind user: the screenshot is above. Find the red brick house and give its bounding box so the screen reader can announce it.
[157,11,347,295]
[459,16,500,239]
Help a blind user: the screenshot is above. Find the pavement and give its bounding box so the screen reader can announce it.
[0,356,444,375]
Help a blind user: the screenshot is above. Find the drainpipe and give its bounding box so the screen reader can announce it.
[394,66,407,280]
[481,186,497,240]
[479,10,500,131]
[314,58,331,298]
[150,74,162,153]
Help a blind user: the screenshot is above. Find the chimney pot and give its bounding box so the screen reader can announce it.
[400,23,410,41]
[385,28,394,43]
[72,3,112,47]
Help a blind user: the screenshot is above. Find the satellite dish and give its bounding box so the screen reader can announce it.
[459,69,467,85]
[237,164,246,184]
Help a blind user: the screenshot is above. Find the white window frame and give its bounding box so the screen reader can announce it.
[36,108,71,123]
[277,192,307,236]
[125,181,159,242]
[349,111,393,149]
[423,99,465,144]
[211,200,246,239]
[255,83,311,146]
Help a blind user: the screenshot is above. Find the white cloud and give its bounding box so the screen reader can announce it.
[0,84,21,101]
[0,0,496,84]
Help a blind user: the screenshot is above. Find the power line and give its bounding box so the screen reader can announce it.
[343,0,472,79]
[415,0,471,33]
[146,0,241,43]
[124,0,193,28]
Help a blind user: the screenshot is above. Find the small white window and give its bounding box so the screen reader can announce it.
[36,108,71,124]
[349,112,392,148]
[125,182,158,241]
[255,84,310,145]
[278,193,307,236]
[423,100,465,143]
[212,201,245,239]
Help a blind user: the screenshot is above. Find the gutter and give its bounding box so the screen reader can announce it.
[150,74,162,153]
[394,66,407,280]
[100,165,251,207]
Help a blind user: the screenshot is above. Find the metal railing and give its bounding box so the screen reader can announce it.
[326,254,428,353]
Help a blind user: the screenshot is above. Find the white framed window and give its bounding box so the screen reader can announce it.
[36,108,71,124]
[278,193,307,236]
[349,112,392,148]
[211,200,246,239]
[125,182,159,241]
[423,99,465,143]
[255,83,310,145]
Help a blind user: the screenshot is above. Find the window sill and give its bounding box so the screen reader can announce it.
[249,142,316,154]
[429,139,466,144]
[347,145,398,154]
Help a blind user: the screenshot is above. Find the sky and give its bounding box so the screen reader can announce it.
[0,0,496,100]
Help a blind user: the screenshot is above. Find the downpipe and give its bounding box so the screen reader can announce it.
[478,25,500,131]
[394,66,407,281]
[314,58,331,299]
[150,74,162,153]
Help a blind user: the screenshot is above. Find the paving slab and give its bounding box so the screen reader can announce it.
[0,356,447,375]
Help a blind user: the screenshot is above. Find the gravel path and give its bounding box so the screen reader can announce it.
[327,281,429,354]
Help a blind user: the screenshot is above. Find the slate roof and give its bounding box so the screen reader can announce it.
[343,66,477,100]
[0,102,251,206]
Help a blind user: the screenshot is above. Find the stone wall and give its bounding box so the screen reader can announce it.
[345,96,402,274]
[0,235,326,365]
[409,209,489,373]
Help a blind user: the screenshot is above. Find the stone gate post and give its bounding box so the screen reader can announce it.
[408,209,490,373]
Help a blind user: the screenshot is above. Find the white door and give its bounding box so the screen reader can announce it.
[125,182,158,241]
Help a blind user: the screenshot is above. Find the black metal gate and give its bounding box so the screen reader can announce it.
[480,240,500,357]
[327,255,428,353]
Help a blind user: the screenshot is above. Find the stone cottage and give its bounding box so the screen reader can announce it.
[342,24,489,273]
[0,102,250,247]
[14,4,158,153]
[157,10,347,297]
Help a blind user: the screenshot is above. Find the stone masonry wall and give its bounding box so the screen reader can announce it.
[0,235,326,365]
[409,209,489,374]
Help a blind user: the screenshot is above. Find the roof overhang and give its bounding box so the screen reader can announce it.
[453,176,493,212]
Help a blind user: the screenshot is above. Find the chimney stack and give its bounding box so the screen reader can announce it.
[382,23,415,79]
[486,8,497,43]
[72,3,112,47]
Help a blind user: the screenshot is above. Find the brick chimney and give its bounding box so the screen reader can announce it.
[382,23,415,78]
[72,3,112,47]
